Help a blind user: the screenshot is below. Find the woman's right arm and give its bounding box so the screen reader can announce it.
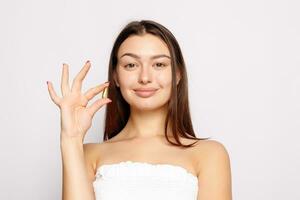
[60,135,94,200]
[47,61,111,200]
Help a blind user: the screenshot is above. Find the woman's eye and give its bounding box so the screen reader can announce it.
[155,62,166,67]
[125,63,136,68]
[124,62,167,69]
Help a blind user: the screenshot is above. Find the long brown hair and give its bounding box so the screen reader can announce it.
[103,20,210,148]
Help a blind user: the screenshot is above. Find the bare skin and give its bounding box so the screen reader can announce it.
[85,134,232,200]
[47,60,112,200]
[47,33,232,199]
[85,33,232,199]
[91,135,202,177]
[84,33,202,178]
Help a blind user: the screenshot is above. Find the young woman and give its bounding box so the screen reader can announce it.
[47,20,232,200]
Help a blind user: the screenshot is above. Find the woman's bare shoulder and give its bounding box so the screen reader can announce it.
[192,139,228,154]
[191,139,231,174]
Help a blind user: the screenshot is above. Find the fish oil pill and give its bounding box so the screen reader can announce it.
[102,86,108,99]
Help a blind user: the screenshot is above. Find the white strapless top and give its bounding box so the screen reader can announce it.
[92,161,199,200]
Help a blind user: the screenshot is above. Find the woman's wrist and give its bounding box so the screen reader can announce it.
[60,131,84,147]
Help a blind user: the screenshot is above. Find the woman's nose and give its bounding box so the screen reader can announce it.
[139,65,152,84]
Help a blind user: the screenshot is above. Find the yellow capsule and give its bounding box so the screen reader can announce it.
[102,86,108,99]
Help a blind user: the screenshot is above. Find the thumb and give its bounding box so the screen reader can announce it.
[87,98,112,117]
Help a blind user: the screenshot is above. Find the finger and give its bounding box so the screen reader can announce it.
[61,63,70,96]
[71,60,91,93]
[86,98,112,118]
[47,81,61,106]
[83,82,109,101]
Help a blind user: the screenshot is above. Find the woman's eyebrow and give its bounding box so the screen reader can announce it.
[120,53,171,60]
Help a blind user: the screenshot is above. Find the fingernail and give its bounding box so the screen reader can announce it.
[86,60,90,64]
[46,81,49,85]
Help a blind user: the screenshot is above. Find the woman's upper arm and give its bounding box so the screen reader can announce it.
[83,143,99,184]
[196,140,232,200]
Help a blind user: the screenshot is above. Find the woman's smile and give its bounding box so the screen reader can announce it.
[133,88,158,98]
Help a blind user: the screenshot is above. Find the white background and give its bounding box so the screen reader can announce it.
[0,0,299,199]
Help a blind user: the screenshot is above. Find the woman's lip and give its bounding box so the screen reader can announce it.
[134,89,157,92]
[134,89,158,97]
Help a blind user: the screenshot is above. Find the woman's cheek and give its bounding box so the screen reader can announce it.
[118,71,135,87]
[156,73,172,88]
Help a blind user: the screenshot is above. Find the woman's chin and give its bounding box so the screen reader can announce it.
[129,101,168,112]
[131,104,158,111]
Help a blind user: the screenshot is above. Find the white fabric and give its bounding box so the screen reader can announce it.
[92,160,199,200]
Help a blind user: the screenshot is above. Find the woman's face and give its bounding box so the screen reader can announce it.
[114,33,180,111]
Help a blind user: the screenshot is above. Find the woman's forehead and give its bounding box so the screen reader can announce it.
[118,34,170,59]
